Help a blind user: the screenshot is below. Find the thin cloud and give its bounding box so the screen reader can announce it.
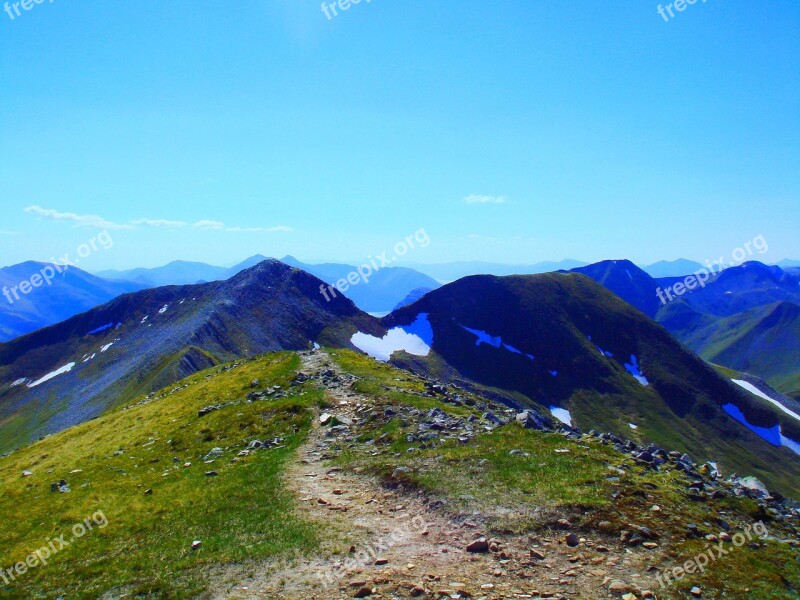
[131,219,188,229]
[24,207,291,234]
[0,230,22,236]
[463,194,507,205]
[192,220,226,231]
[24,205,132,230]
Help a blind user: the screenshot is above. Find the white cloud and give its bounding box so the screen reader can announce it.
[24,206,292,234]
[24,205,132,230]
[463,194,507,205]
[192,220,226,231]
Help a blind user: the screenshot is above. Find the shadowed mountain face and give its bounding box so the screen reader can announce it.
[566,260,800,403]
[379,272,800,496]
[566,260,662,317]
[0,260,379,452]
[0,262,146,342]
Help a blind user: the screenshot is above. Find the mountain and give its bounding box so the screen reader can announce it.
[673,301,800,402]
[558,259,800,402]
[777,259,800,268]
[407,259,587,283]
[96,260,233,286]
[364,272,800,495]
[566,260,800,322]
[566,260,663,317]
[0,260,378,452]
[0,262,145,342]
[2,348,797,598]
[656,262,800,318]
[280,256,441,313]
[642,259,705,278]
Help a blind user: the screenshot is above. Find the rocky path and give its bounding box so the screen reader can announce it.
[208,350,660,599]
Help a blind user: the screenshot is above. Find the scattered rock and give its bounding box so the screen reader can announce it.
[609,580,630,594]
[466,538,490,553]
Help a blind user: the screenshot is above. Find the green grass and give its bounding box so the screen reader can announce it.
[0,352,319,599]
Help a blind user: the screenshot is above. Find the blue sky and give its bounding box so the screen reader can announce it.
[1,0,798,270]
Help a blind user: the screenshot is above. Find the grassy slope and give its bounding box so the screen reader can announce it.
[0,349,798,599]
[673,302,800,400]
[0,353,320,599]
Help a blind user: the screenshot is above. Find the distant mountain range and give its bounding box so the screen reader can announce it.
[96,255,267,287]
[100,255,440,314]
[2,259,799,496]
[640,259,705,278]
[405,259,587,282]
[564,260,800,403]
[0,262,145,342]
[279,256,440,313]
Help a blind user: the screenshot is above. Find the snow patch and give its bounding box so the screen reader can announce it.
[723,403,784,446]
[351,313,433,362]
[781,434,800,456]
[100,341,116,353]
[461,326,535,361]
[731,379,800,422]
[629,423,638,430]
[550,407,573,427]
[11,378,27,387]
[624,355,649,386]
[462,326,502,348]
[28,363,76,388]
[83,353,97,363]
[140,316,149,324]
[158,304,169,314]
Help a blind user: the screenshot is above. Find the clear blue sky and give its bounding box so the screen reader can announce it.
[1,0,798,270]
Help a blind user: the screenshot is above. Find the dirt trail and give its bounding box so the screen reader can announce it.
[208,350,657,599]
